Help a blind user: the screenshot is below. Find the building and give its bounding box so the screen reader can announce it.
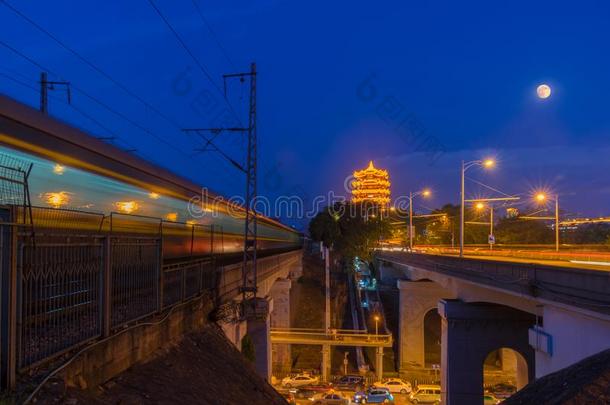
[351,160,391,205]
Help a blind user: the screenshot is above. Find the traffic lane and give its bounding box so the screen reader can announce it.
[421,250,610,272]
[461,253,610,272]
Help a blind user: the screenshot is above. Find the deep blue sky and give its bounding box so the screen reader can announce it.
[2,0,610,228]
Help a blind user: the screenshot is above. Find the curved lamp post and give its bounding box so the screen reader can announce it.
[460,159,495,257]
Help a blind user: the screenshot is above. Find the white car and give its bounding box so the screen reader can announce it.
[281,374,319,388]
[373,378,412,394]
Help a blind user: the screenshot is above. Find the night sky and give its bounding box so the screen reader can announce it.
[2,1,610,229]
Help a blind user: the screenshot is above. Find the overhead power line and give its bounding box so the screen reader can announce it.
[0,70,137,154]
[1,0,184,130]
[0,39,200,163]
[190,0,236,70]
[146,0,244,127]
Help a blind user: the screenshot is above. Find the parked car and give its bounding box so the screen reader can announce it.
[353,387,395,404]
[333,374,366,391]
[294,383,333,399]
[281,373,319,388]
[372,378,412,394]
[484,393,501,404]
[311,392,350,405]
[409,384,441,404]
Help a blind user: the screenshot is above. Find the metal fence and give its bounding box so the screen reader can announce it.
[110,237,160,329]
[13,207,221,371]
[17,234,104,368]
[162,258,215,308]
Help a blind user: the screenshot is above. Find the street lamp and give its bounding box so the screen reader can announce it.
[460,159,495,257]
[374,315,380,335]
[408,189,431,251]
[475,202,495,250]
[535,192,560,252]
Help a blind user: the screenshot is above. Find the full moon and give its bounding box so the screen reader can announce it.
[537,84,551,99]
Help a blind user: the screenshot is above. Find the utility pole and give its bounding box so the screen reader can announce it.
[239,62,258,303]
[489,204,494,251]
[324,245,330,332]
[182,62,258,311]
[39,72,71,114]
[555,195,560,252]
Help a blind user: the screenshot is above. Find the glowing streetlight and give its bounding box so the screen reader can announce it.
[408,189,432,250]
[534,191,560,252]
[460,159,496,257]
[374,315,380,335]
[475,202,485,210]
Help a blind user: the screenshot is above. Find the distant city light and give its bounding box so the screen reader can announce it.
[422,189,431,197]
[537,84,551,99]
[165,212,178,222]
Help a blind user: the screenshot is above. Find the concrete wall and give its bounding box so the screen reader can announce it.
[439,300,535,405]
[397,280,454,371]
[270,278,292,374]
[535,304,610,378]
[220,318,248,349]
[62,296,214,390]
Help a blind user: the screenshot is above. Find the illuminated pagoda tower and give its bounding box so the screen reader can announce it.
[351,160,391,206]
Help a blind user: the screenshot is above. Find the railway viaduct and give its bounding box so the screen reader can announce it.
[375,252,610,405]
[218,250,303,381]
[0,94,303,390]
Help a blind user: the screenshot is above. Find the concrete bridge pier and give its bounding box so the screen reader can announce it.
[321,344,331,382]
[269,278,292,375]
[397,280,454,375]
[375,346,384,380]
[246,297,273,382]
[438,299,535,405]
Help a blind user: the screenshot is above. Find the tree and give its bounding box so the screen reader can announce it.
[308,208,340,247]
[308,202,392,260]
[564,223,610,244]
[494,217,554,244]
[420,204,487,245]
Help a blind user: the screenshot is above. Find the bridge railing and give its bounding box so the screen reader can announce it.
[378,251,610,315]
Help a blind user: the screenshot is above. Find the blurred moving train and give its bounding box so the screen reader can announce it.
[0,94,301,258]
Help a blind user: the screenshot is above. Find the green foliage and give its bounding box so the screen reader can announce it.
[494,217,554,244]
[241,334,256,364]
[417,204,486,245]
[308,202,392,260]
[308,208,340,247]
[564,223,610,244]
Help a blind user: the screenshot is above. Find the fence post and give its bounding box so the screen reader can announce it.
[158,226,164,311]
[102,236,111,337]
[7,213,18,389]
